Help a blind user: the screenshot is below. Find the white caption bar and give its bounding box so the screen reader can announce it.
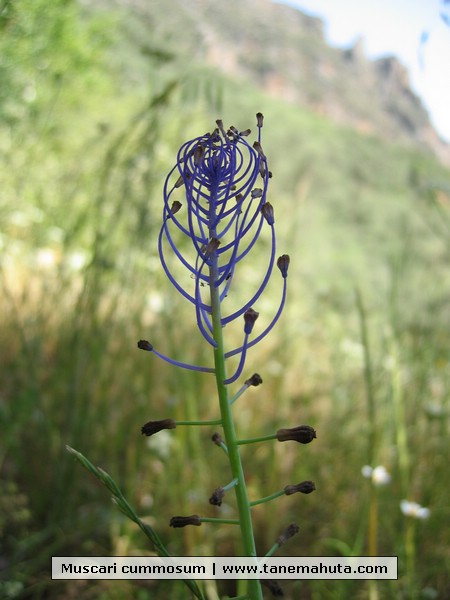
[52,556,397,580]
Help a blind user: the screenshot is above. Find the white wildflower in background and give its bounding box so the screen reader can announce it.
[146,291,164,314]
[361,465,391,486]
[36,248,58,269]
[400,500,430,520]
[67,250,88,271]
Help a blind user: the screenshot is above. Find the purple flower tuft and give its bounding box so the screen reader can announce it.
[142,115,289,377]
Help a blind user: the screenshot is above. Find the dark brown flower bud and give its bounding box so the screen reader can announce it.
[276,523,300,546]
[245,373,263,387]
[141,418,176,436]
[256,112,264,128]
[253,141,266,160]
[244,308,259,334]
[261,202,274,225]
[276,425,316,444]
[170,515,201,528]
[261,579,283,597]
[276,255,290,278]
[211,432,224,446]
[170,201,182,215]
[203,237,221,258]
[137,340,153,351]
[284,480,316,496]
[239,128,251,137]
[193,145,205,166]
[174,174,185,188]
[216,119,227,138]
[210,128,221,143]
[209,487,225,506]
[227,126,239,141]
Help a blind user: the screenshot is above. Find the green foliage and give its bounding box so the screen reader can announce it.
[1,1,449,599]
[0,0,111,124]
[66,446,206,600]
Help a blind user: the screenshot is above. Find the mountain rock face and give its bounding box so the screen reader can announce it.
[114,0,450,162]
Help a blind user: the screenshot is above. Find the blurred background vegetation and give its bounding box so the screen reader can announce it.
[1,0,449,599]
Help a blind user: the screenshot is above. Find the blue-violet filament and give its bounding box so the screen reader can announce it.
[140,114,289,377]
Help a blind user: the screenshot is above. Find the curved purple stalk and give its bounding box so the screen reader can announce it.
[148,114,288,378]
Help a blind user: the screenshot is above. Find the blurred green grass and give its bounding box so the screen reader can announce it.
[1,1,449,599]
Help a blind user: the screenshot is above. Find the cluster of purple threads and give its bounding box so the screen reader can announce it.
[138,113,289,381]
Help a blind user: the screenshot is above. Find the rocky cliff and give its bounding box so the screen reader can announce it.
[111,0,450,162]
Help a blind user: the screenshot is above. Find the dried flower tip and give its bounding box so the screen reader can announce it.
[170,515,201,528]
[261,202,275,225]
[211,432,224,446]
[239,128,251,137]
[203,237,221,257]
[170,200,182,215]
[137,339,153,351]
[245,373,263,386]
[276,425,316,444]
[277,255,290,278]
[256,112,264,128]
[244,308,259,334]
[141,418,176,436]
[209,487,225,506]
[193,144,205,166]
[253,141,266,160]
[284,480,316,496]
[174,174,185,188]
[251,188,263,199]
[227,126,239,140]
[259,167,272,178]
[215,119,227,138]
[276,522,300,546]
[261,579,283,597]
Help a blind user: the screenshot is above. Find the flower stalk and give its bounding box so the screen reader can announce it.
[68,114,317,600]
[135,114,316,600]
[210,275,263,600]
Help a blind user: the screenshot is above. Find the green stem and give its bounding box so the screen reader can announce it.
[367,484,379,600]
[368,485,378,557]
[200,517,240,525]
[405,519,417,599]
[216,440,229,455]
[249,489,285,507]
[265,542,280,558]
[229,384,250,405]
[237,433,276,445]
[210,268,263,600]
[223,478,239,491]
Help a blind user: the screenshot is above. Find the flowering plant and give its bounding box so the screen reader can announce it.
[68,114,316,600]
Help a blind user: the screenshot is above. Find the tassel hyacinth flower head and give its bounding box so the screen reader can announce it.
[68,114,317,600]
[135,114,317,600]
[138,113,290,382]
